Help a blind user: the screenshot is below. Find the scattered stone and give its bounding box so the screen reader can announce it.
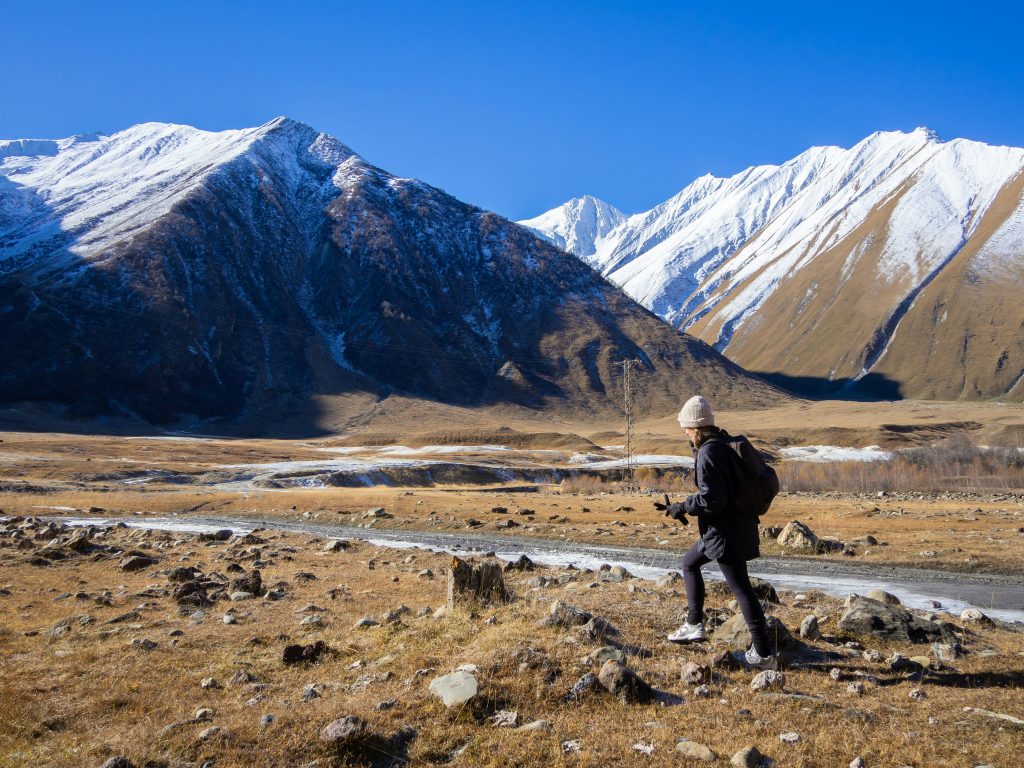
[323,540,349,552]
[491,710,518,727]
[101,759,134,768]
[681,661,708,686]
[656,571,683,587]
[750,670,786,692]
[932,642,963,661]
[847,682,865,695]
[541,601,592,628]
[731,746,765,767]
[694,684,711,698]
[200,677,220,689]
[353,617,378,629]
[908,688,927,701]
[376,698,398,711]
[562,739,582,754]
[564,672,600,701]
[779,732,800,744]
[862,649,882,663]
[229,670,257,686]
[676,741,716,761]
[589,646,624,664]
[776,520,818,550]
[130,638,158,652]
[428,671,478,708]
[119,554,158,572]
[799,615,822,641]
[320,715,367,745]
[362,507,391,519]
[517,719,552,733]
[597,660,654,703]
[959,608,993,626]
[603,565,633,582]
[196,726,222,742]
[504,554,536,571]
[260,714,274,727]
[282,640,329,665]
[866,589,901,605]
[838,596,955,644]
[713,614,795,652]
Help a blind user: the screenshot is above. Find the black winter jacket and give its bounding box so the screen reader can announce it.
[683,436,760,562]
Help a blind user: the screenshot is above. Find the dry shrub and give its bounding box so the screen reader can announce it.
[779,434,1024,493]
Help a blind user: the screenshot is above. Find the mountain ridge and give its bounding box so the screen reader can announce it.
[0,118,783,431]
[519,128,1024,400]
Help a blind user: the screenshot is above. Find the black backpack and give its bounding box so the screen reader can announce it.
[706,433,779,518]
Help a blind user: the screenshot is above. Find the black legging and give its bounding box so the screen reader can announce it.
[682,542,772,657]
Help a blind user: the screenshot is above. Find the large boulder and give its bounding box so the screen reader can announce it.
[712,614,796,652]
[838,596,957,644]
[539,601,592,628]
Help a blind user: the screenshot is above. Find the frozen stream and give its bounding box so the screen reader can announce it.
[60,515,1024,624]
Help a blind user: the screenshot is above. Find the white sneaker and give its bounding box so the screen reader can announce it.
[744,645,778,670]
[667,621,707,643]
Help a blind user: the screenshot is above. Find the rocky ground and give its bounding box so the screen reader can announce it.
[1,516,1022,768]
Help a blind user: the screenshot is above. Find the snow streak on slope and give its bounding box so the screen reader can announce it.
[519,129,1024,399]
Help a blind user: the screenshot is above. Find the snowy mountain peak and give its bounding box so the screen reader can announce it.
[518,194,624,256]
[1,118,360,270]
[518,128,1024,401]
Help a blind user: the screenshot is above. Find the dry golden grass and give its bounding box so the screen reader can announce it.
[1,524,1022,768]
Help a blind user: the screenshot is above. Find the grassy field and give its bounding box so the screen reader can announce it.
[1,521,1022,768]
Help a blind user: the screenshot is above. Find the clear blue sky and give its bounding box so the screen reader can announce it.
[4,1,1023,219]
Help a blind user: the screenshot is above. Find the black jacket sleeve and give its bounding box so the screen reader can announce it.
[684,442,732,518]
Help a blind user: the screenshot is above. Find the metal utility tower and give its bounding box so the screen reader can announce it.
[617,359,641,494]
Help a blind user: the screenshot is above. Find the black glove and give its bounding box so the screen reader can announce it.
[653,494,688,525]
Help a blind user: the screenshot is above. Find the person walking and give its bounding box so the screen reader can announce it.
[655,395,777,669]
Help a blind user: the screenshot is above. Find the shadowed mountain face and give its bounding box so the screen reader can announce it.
[0,119,781,428]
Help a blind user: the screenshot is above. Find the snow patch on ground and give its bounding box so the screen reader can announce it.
[780,445,892,462]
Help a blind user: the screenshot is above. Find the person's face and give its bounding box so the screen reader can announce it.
[684,427,697,442]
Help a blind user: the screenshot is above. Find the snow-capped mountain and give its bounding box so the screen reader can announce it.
[520,129,1024,401]
[518,195,624,257]
[0,118,778,427]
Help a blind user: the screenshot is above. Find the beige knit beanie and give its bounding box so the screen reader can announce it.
[678,395,714,428]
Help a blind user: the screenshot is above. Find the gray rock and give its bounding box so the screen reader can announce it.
[776,520,818,549]
[260,714,274,727]
[656,571,683,588]
[681,661,707,686]
[428,671,478,708]
[799,615,822,641]
[597,660,654,703]
[200,677,219,689]
[588,646,624,664]
[101,759,134,768]
[353,617,379,629]
[119,555,158,572]
[130,638,158,651]
[676,741,716,761]
[750,670,786,692]
[540,601,592,628]
[779,732,800,744]
[866,589,901,606]
[320,715,367,744]
[959,608,992,625]
[564,672,600,701]
[850,758,866,768]
[196,726,222,742]
[731,746,766,767]
[838,596,956,644]
[516,719,553,733]
[713,613,795,652]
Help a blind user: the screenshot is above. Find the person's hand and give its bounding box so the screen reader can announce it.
[653,494,688,524]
